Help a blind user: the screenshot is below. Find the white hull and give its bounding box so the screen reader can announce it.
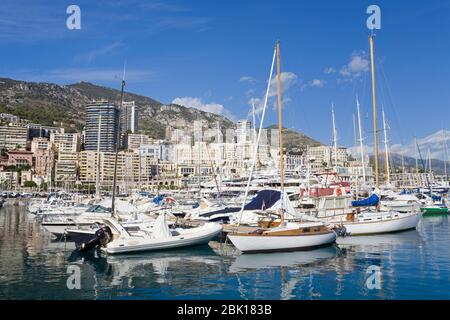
[104,223,223,254]
[228,230,336,253]
[337,212,422,236]
[42,223,75,236]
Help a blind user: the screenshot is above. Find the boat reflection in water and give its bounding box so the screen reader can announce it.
[228,246,339,273]
[336,230,424,248]
[67,246,229,299]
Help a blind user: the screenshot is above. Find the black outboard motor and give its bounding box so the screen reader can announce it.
[333,225,350,237]
[78,225,113,253]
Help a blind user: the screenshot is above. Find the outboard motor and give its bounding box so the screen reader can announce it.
[333,225,350,237]
[78,226,113,253]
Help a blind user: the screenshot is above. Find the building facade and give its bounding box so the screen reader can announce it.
[85,102,119,152]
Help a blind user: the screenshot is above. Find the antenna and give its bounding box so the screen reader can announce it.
[111,61,126,218]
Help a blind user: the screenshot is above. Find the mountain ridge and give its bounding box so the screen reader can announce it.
[0,77,321,150]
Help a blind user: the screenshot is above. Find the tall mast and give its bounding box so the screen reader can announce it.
[236,46,276,228]
[331,103,338,172]
[252,102,257,145]
[428,148,432,174]
[356,96,366,184]
[442,129,448,178]
[352,113,357,147]
[197,119,201,194]
[382,107,390,184]
[415,136,419,174]
[276,41,285,214]
[111,65,126,218]
[95,114,102,198]
[369,33,380,187]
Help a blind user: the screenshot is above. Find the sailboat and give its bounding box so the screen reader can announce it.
[338,33,421,234]
[227,41,337,253]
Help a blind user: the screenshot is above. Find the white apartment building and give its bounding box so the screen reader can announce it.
[55,152,79,185]
[0,123,28,150]
[50,132,81,153]
[31,137,51,153]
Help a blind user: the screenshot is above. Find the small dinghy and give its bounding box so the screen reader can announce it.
[76,214,223,255]
[104,214,223,254]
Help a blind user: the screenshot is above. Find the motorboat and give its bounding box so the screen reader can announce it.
[75,214,223,255]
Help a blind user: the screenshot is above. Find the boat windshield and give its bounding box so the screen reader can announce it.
[86,205,110,213]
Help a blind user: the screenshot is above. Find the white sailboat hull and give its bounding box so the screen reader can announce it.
[228,231,336,253]
[338,212,422,236]
[104,223,223,254]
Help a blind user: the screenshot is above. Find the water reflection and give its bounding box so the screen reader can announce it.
[229,246,339,273]
[1,204,450,299]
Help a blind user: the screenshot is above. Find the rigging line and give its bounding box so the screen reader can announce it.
[378,58,406,147]
[235,46,277,228]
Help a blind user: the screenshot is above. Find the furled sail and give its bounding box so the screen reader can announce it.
[351,194,379,207]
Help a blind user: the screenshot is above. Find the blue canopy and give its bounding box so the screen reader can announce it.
[351,194,379,207]
[152,195,164,205]
[244,189,281,210]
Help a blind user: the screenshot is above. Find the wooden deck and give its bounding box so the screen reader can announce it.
[222,224,261,234]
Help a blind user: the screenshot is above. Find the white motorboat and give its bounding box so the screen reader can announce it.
[95,214,223,255]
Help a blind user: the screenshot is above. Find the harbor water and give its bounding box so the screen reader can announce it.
[1,202,449,300]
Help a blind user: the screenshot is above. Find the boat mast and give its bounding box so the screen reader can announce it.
[352,113,357,147]
[356,96,366,184]
[415,136,419,174]
[382,107,390,185]
[111,66,126,218]
[276,40,285,220]
[331,103,338,173]
[95,114,102,199]
[369,33,380,187]
[442,129,448,179]
[235,46,276,228]
[252,102,257,145]
[428,148,432,174]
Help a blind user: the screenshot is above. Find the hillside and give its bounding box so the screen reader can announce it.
[0,77,321,150]
[0,77,234,138]
[266,124,323,154]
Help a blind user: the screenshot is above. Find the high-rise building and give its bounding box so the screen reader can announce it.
[236,120,251,144]
[121,101,138,133]
[84,102,119,152]
[120,101,138,149]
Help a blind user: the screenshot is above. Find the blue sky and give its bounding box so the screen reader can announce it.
[1,0,450,157]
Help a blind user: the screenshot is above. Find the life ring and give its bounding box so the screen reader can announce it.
[335,188,342,196]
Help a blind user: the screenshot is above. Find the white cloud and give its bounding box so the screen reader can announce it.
[340,51,369,79]
[268,72,298,97]
[172,97,234,119]
[239,76,257,84]
[349,129,450,161]
[247,71,298,117]
[324,67,336,74]
[390,130,450,161]
[310,79,325,88]
[74,41,122,64]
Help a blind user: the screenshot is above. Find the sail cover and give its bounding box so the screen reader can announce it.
[243,189,281,210]
[351,194,380,207]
